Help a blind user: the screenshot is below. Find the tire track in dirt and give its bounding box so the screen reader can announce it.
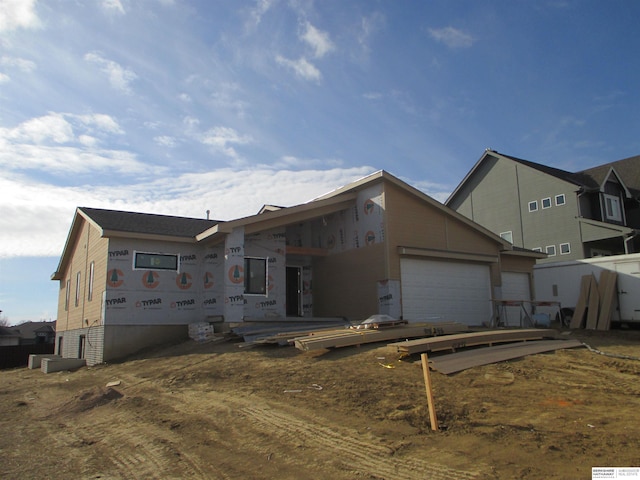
[240,403,486,480]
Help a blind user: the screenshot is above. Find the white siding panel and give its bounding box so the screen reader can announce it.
[401,259,492,325]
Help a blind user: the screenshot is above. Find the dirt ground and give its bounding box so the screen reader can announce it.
[2,326,640,480]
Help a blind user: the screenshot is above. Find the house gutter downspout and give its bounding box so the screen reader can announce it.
[624,232,637,254]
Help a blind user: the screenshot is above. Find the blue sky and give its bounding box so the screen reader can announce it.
[1,0,639,325]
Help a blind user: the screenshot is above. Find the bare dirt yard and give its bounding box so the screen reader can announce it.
[2,327,640,480]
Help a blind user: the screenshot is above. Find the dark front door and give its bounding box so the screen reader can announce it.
[286,267,302,316]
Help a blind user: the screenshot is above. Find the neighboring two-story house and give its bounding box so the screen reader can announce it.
[52,170,542,365]
[446,150,640,263]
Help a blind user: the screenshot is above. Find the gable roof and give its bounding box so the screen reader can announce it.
[78,207,218,238]
[53,170,527,281]
[447,150,640,205]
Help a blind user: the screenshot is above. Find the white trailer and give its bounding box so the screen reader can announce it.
[533,253,640,324]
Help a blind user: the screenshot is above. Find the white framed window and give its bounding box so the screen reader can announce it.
[88,261,95,301]
[532,247,543,253]
[546,245,556,256]
[528,200,538,212]
[500,231,513,244]
[75,271,81,307]
[65,279,71,311]
[555,194,566,206]
[134,251,179,272]
[604,194,622,222]
[542,197,552,209]
[560,243,571,255]
[244,257,267,295]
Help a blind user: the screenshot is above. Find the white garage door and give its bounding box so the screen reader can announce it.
[499,272,532,326]
[401,258,492,325]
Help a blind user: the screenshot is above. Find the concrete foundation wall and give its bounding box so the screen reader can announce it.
[103,325,188,363]
[41,357,86,373]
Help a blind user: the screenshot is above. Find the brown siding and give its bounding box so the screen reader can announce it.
[500,254,536,274]
[383,182,500,280]
[56,218,108,333]
[312,243,385,321]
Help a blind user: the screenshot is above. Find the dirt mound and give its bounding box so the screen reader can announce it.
[53,386,124,415]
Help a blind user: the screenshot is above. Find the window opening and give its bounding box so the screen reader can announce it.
[134,251,179,271]
[604,194,622,222]
[528,200,538,212]
[560,243,571,255]
[75,271,81,307]
[500,231,513,244]
[542,197,552,209]
[88,261,95,301]
[244,257,267,295]
[546,245,556,256]
[555,194,566,206]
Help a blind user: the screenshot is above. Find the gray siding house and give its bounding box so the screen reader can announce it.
[446,150,640,263]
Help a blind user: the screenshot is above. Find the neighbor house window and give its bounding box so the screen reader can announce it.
[604,194,622,222]
[532,247,543,253]
[560,243,571,255]
[542,197,552,209]
[88,261,95,301]
[244,257,267,295]
[528,200,538,212]
[500,231,513,244]
[555,194,566,206]
[75,271,81,307]
[134,251,179,271]
[546,245,556,256]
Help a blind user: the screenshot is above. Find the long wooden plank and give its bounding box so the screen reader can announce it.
[389,329,558,355]
[585,275,600,330]
[570,275,592,329]
[597,271,617,331]
[428,339,584,375]
[293,322,468,351]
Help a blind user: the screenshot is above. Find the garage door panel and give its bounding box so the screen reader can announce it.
[401,259,492,325]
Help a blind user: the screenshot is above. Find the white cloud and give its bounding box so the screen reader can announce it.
[2,113,74,144]
[102,0,125,15]
[0,0,41,32]
[84,51,138,93]
[247,0,275,29]
[0,166,376,257]
[200,126,252,160]
[428,26,475,48]
[301,21,334,58]
[0,72,9,83]
[0,55,37,72]
[276,55,321,82]
[154,135,177,148]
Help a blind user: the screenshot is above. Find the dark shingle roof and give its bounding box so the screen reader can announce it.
[577,155,640,195]
[79,207,218,238]
[497,152,640,195]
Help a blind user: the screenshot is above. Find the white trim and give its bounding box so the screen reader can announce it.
[541,197,552,209]
[545,245,556,256]
[560,242,571,255]
[555,194,566,206]
[528,200,538,212]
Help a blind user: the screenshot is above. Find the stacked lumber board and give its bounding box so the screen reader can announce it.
[389,328,559,355]
[293,322,468,352]
[428,338,584,375]
[569,271,618,330]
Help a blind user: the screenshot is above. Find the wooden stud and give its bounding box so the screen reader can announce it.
[421,353,439,431]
